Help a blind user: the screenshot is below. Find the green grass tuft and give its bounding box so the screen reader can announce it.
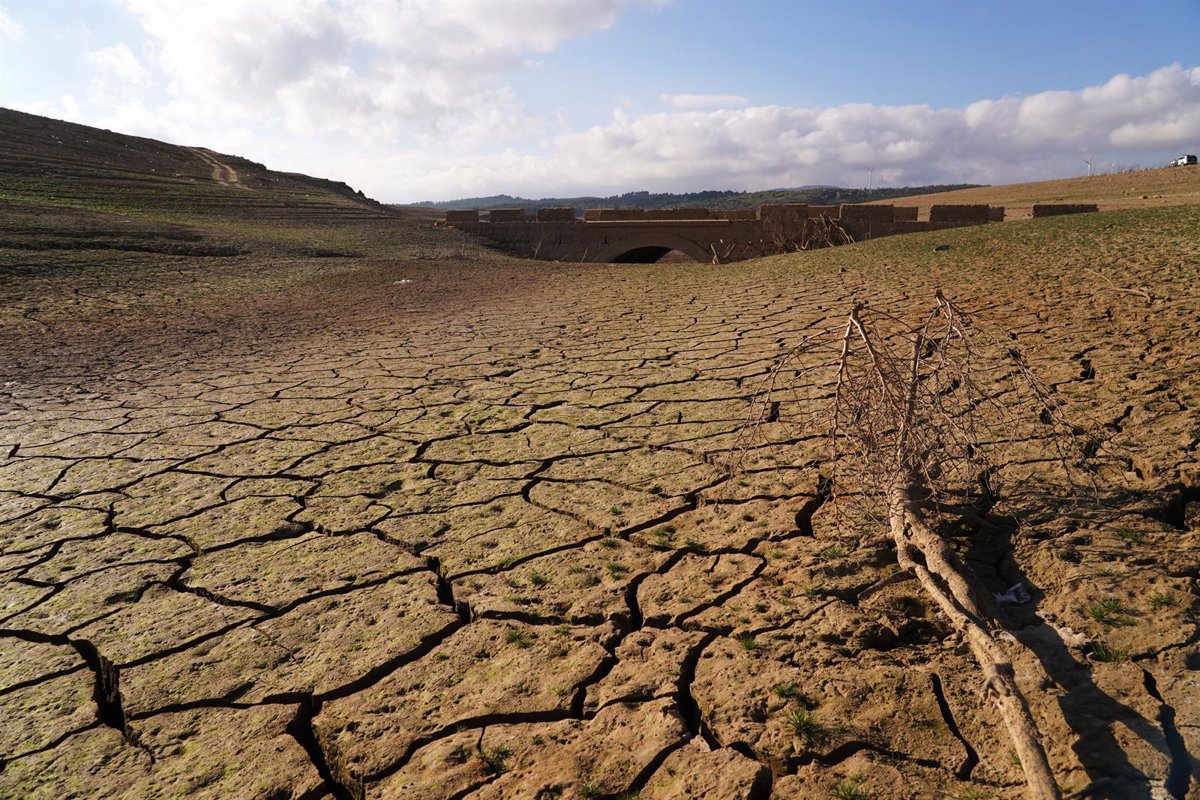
[831,776,869,800]
[785,708,826,745]
[1088,597,1133,627]
[1090,640,1129,663]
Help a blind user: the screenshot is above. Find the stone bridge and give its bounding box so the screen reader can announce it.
[442,203,1004,263]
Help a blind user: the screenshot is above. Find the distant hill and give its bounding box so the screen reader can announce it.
[405,185,985,213]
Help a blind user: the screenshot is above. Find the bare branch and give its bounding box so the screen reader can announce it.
[730,290,1112,799]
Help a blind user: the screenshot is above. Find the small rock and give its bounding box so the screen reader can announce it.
[934,244,951,252]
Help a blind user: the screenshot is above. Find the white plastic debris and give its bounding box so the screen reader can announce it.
[995,583,1031,605]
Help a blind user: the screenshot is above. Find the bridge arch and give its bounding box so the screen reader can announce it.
[592,231,711,264]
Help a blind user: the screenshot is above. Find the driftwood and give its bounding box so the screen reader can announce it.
[853,297,1058,799]
[890,479,1058,800]
[734,291,1095,799]
[1084,267,1153,304]
[711,241,737,264]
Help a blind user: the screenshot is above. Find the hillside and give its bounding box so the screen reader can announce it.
[0,108,392,224]
[0,108,456,260]
[872,164,1200,219]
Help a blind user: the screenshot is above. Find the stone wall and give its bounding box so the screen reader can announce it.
[448,199,1003,264]
[586,208,714,221]
[758,204,808,223]
[1031,204,1099,218]
[840,204,894,223]
[536,207,577,222]
[451,201,1008,234]
[929,204,990,224]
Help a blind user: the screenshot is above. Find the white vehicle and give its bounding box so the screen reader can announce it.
[1171,154,1198,166]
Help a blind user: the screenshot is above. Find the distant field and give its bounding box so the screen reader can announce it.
[2,109,1199,800]
[873,164,1200,219]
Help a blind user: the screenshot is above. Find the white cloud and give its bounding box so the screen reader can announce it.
[0,5,22,39]
[13,0,1200,204]
[116,0,653,139]
[236,63,1200,201]
[9,0,657,184]
[86,43,150,87]
[375,64,1198,200]
[198,63,1200,202]
[15,94,82,121]
[661,93,749,108]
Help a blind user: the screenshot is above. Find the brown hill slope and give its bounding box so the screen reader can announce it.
[0,107,392,223]
[0,108,467,260]
[873,164,1200,219]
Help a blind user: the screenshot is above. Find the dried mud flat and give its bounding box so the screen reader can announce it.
[2,202,1199,800]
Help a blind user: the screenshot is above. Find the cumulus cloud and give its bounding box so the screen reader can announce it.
[0,5,22,39]
[133,62,1200,202]
[261,64,1200,201]
[661,93,749,108]
[389,64,1198,200]
[14,0,1200,204]
[117,0,652,139]
[87,43,151,87]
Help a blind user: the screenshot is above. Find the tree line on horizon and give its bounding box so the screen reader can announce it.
[402,184,985,213]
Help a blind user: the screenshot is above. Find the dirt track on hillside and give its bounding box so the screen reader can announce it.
[189,147,244,188]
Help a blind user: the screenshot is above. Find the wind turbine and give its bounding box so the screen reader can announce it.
[867,166,875,190]
[1083,153,1098,177]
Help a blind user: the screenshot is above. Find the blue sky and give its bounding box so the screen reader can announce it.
[1,0,1198,201]
[518,0,1200,119]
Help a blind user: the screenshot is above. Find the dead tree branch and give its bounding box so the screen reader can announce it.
[1084,268,1153,304]
[763,213,855,252]
[732,290,1107,800]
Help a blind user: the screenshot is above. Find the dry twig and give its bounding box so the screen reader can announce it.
[762,213,854,252]
[1084,268,1153,304]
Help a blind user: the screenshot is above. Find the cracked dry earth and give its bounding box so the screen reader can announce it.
[2,207,1199,800]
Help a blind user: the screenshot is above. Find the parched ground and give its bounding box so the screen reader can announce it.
[2,139,1200,799]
